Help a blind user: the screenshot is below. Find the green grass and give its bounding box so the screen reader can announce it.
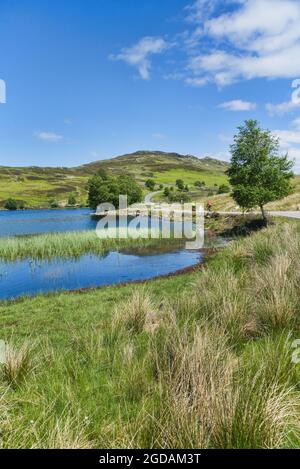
[0,169,89,208]
[1,221,300,448]
[153,168,227,186]
[0,230,184,261]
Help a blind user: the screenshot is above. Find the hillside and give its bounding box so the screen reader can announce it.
[0,151,228,208]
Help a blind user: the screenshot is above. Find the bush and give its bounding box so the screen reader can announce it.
[218,184,231,194]
[145,179,156,191]
[4,198,18,210]
[68,195,77,206]
[168,192,191,203]
[175,179,184,191]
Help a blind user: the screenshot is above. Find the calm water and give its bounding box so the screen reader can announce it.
[0,208,96,237]
[0,250,202,300]
[0,208,206,300]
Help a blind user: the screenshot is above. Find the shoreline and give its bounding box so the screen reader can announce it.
[0,247,215,305]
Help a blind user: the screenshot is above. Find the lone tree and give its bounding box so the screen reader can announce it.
[227,120,294,222]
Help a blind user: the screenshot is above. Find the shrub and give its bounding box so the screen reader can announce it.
[4,198,18,210]
[67,194,77,206]
[145,179,155,191]
[218,184,231,194]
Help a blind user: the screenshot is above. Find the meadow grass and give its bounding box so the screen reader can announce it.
[0,230,184,261]
[1,222,300,448]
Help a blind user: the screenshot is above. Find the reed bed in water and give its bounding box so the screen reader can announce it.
[0,229,184,261]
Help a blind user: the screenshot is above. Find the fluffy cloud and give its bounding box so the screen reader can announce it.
[111,1,300,89]
[34,131,63,142]
[111,37,169,80]
[185,0,300,86]
[273,124,300,171]
[218,99,256,111]
[266,79,300,115]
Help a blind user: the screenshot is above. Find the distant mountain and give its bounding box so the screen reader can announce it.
[0,151,229,208]
[77,151,229,176]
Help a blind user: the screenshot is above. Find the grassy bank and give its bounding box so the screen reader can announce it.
[1,222,300,448]
[0,230,184,261]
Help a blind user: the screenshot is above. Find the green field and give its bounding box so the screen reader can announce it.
[1,221,300,448]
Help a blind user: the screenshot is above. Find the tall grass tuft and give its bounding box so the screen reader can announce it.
[1,341,35,387]
[112,289,159,334]
[148,323,299,449]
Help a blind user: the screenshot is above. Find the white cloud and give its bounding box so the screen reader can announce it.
[274,130,300,146]
[34,131,63,142]
[184,77,208,87]
[185,0,300,86]
[266,79,300,115]
[266,101,299,116]
[218,99,256,111]
[111,36,169,80]
[185,0,219,23]
[292,117,300,129]
[273,126,300,171]
[152,132,166,140]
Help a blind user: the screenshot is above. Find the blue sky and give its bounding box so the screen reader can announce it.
[1,0,300,170]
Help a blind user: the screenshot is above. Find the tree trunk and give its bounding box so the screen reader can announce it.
[260,204,267,224]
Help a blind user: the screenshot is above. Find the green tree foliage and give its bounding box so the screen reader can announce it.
[145,179,156,191]
[168,192,191,203]
[97,168,109,180]
[175,179,184,191]
[88,173,142,209]
[218,184,231,194]
[4,198,18,210]
[227,120,294,221]
[68,194,77,206]
[163,187,170,197]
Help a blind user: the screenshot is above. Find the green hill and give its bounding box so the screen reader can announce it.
[0,151,229,208]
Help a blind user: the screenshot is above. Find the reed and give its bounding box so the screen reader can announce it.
[0,230,183,261]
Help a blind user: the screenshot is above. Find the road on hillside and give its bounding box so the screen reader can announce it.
[144,191,162,204]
